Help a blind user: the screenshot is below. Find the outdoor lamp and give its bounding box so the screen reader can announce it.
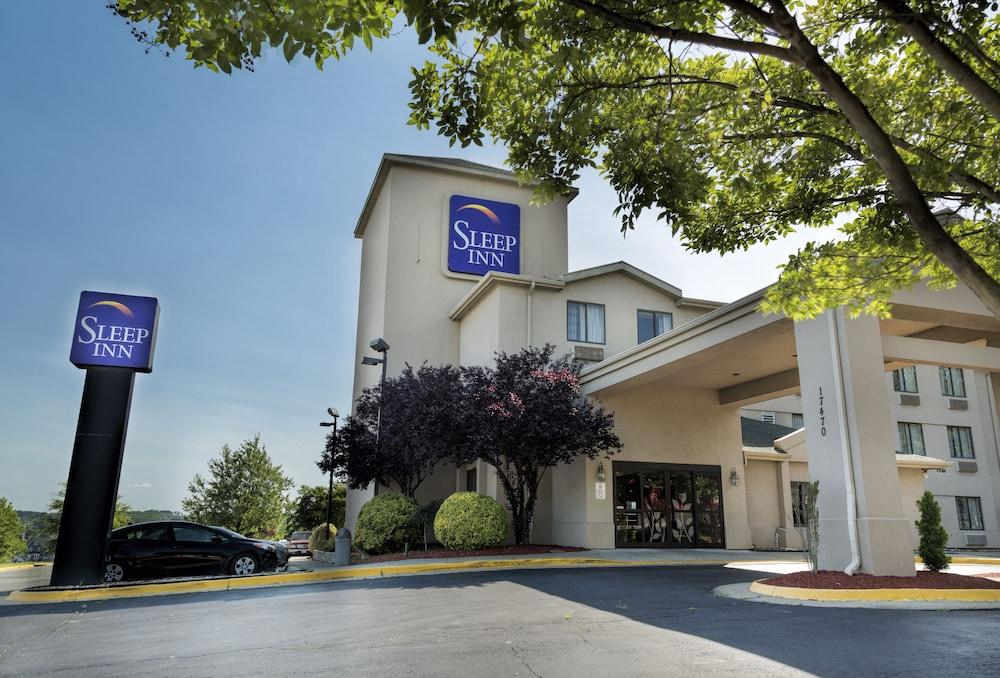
[370,337,390,353]
[596,462,606,483]
[729,469,740,486]
[361,356,381,366]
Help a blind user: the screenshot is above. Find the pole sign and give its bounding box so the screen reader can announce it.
[70,291,160,373]
[447,194,521,276]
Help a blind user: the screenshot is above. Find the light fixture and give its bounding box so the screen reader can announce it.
[327,407,339,419]
[729,469,740,486]
[596,462,606,483]
[369,337,390,352]
[361,356,382,366]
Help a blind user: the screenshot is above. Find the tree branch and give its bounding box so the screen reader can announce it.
[563,0,798,64]
[875,0,1000,120]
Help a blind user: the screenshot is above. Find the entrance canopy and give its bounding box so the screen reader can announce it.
[580,283,1000,407]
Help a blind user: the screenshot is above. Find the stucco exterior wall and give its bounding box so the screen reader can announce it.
[583,384,751,549]
[745,460,782,550]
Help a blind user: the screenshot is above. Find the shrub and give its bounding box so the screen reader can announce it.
[916,491,951,572]
[434,492,508,550]
[355,493,420,554]
[308,523,337,552]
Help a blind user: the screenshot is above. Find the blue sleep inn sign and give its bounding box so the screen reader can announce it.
[70,291,160,373]
[447,194,521,276]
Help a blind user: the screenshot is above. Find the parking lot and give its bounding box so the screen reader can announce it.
[2,565,999,677]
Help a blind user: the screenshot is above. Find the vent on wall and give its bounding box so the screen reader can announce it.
[761,412,775,424]
[957,461,979,473]
[966,534,987,547]
[898,393,921,406]
[948,399,969,411]
[573,345,604,362]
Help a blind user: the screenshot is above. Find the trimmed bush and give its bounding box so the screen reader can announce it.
[434,492,508,550]
[916,491,951,572]
[355,493,421,554]
[308,523,337,553]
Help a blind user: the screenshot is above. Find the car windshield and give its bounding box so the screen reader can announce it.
[291,532,311,540]
[211,526,246,540]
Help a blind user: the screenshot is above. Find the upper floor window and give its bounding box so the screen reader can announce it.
[791,413,804,428]
[947,426,975,459]
[567,301,606,344]
[940,367,966,398]
[892,366,918,393]
[637,310,673,344]
[898,422,925,455]
[956,496,984,531]
[761,412,775,424]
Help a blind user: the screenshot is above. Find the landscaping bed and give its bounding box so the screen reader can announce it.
[761,570,1000,590]
[361,544,586,564]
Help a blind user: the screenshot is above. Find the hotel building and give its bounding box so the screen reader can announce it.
[345,153,1000,574]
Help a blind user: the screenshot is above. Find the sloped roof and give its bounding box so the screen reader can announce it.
[562,261,725,309]
[354,153,578,237]
[741,416,798,448]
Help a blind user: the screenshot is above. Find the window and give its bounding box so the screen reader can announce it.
[940,367,966,398]
[947,426,975,459]
[761,412,775,424]
[898,422,925,455]
[125,525,169,541]
[892,366,919,393]
[637,310,673,343]
[466,467,477,493]
[956,496,984,531]
[791,413,804,428]
[173,526,219,542]
[567,301,605,344]
[791,482,808,527]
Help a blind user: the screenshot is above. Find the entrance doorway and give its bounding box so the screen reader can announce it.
[613,462,725,548]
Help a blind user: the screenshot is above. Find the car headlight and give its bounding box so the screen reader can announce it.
[253,542,275,552]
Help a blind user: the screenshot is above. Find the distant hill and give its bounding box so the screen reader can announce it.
[129,509,184,523]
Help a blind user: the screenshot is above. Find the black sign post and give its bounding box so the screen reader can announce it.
[50,291,159,587]
[50,367,135,586]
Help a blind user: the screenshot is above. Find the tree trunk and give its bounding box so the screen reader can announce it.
[767,1,1000,320]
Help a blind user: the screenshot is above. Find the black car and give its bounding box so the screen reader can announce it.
[104,521,289,582]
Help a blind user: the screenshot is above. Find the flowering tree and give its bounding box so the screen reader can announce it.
[461,346,622,544]
[321,364,469,498]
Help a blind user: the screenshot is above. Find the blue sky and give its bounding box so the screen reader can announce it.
[0,4,835,512]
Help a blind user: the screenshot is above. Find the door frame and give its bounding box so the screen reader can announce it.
[612,461,726,549]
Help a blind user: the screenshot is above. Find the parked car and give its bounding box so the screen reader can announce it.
[286,531,312,557]
[104,521,289,583]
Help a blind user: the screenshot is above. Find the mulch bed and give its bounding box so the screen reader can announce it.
[360,544,586,564]
[761,569,1000,590]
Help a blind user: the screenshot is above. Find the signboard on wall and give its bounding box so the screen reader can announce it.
[447,194,520,276]
[69,291,160,372]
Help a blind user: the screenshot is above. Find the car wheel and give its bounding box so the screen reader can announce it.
[229,553,259,576]
[104,561,126,583]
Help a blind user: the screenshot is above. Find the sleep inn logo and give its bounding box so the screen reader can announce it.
[447,195,521,276]
[70,291,160,372]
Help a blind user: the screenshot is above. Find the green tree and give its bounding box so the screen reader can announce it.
[0,498,26,563]
[916,490,950,572]
[112,1,1000,318]
[44,483,132,553]
[286,484,345,533]
[182,435,293,539]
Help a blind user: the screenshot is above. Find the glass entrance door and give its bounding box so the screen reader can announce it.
[614,462,725,548]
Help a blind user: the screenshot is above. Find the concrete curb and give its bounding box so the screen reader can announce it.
[748,579,1000,602]
[714,581,1000,609]
[7,556,800,604]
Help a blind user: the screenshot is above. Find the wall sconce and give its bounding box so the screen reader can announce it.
[596,462,606,483]
[729,469,740,487]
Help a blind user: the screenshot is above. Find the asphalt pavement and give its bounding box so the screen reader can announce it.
[1,565,998,677]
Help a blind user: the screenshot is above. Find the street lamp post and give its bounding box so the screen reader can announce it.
[319,407,339,540]
[361,337,389,445]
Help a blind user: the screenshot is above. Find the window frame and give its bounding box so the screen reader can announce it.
[947,426,975,459]
[636,309,674,344]
[897,421,926,455]
[892,365,919,393]
[939,367,966,398]
[956,496,984,531]
[567,300,607,345]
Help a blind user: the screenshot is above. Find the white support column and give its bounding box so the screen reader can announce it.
[794,309,915,576]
